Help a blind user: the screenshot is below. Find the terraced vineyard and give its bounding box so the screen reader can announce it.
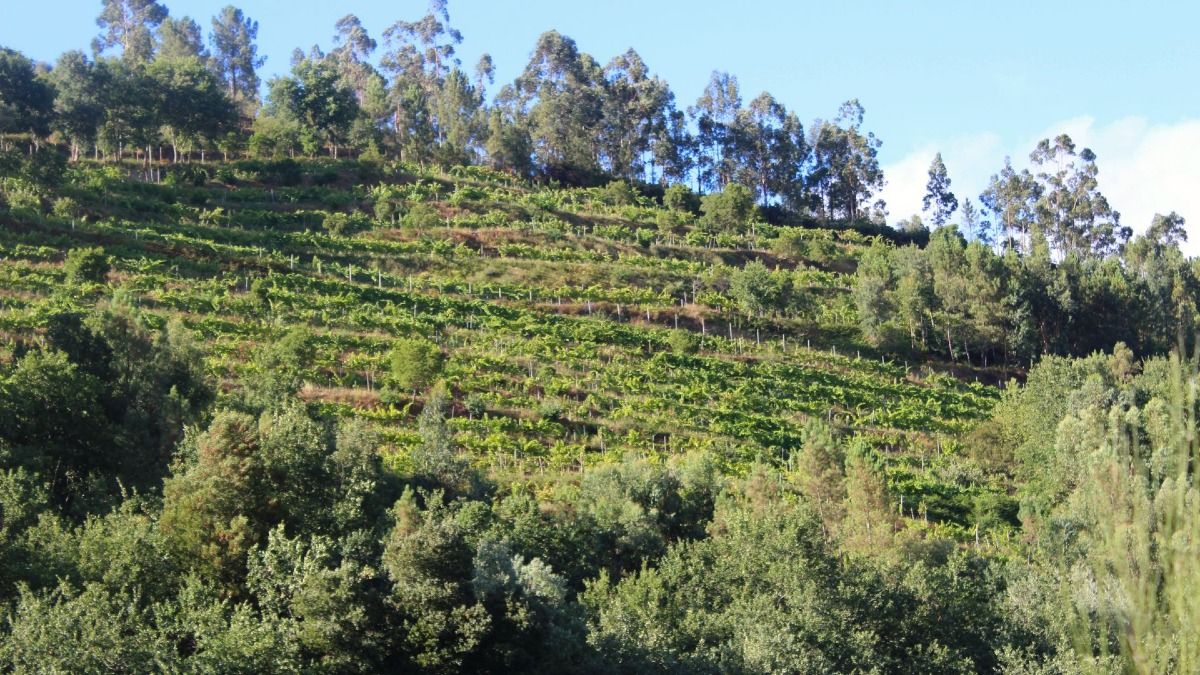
[0,159,1007,537]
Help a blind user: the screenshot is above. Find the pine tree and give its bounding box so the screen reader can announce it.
[210,6,265,106]
[923,151,958,226]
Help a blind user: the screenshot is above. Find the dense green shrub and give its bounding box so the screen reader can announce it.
[389,337,444,393]
[63,247,109,285]
[699,184,756,233]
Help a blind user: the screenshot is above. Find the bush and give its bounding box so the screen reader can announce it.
[321,212,370,237]
[807,238,839,264]
[311,169,340,186]
[64,247,109,285]
[0,177,44,215]
[668,330,701,355]
[389,337,444,392]
[464,393,487,419]
[269,159,304,186]
[213,166,237,184]
[20,149,66,185]
[663,184,700,214]
[402,203,442,229]
[537,398,565,422]
[771,228,810,259]
[165,164,210,187]
[700,183,756,233]
[51,197,80,221]
[600,180,637,207]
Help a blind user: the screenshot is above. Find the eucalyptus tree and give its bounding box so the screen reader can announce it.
[1145,211,1187,250]
[330,14,378,100]
[922,151,958,226]
[653,107,695,185]
[210,6,265,107]
[381,0,462,92]
[473,53,495,96]
[599,49,673,181]
[93,0,168,64]
[690,70,742,191]
[807,100,884,222]
[1029,134,1129,256]
[329,15,391,154]
[734,92,807,206]
[514,30,606,182]
[979,158,1041,252]
[380,0,463,162]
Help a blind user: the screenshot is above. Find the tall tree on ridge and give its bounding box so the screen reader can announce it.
[431,68,485,165]
[517,30,604,182]
[156,16,208,62]
[381,0,462,91]
[734,92,807,206]
[652,107,694,186]
[93,0,168,64]
[330,14,378,101]
[268,54,359,158]
[691,70,741,191]
[807,100,884,222]
[210,6,265,107]
[95,59,159,161]
[147,56,236,161]
[599,48,673,181]
[1029,134,1128,257]
[484,84,532,176]
[959,197,987,244]
[473,53,495,97]
[923,152,958,226]
[979,157,1040,252]
[380,0,465,163]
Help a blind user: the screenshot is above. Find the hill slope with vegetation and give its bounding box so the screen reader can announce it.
[0,153,1197,673]
[2,0,1200,672]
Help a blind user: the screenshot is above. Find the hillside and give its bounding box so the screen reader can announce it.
[2,152,1200,672]
[0,154,1073,670]
[0,158,1004,529]
[3,5,1199,665]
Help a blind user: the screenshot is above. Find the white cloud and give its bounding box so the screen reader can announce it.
[880,118,1200,253]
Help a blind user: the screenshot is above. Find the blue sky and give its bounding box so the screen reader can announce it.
[4,1,1200,240]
